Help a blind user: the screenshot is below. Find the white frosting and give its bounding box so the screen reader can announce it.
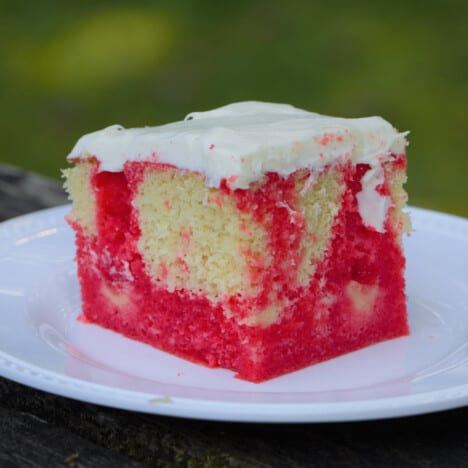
[356,165,392,233]
[67,101,408,231]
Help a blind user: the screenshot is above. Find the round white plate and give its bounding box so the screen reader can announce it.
[0,205,467,422]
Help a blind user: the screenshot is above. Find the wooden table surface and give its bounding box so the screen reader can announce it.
[1,164,467,468]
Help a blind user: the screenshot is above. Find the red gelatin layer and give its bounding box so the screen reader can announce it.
[67,159,409,383]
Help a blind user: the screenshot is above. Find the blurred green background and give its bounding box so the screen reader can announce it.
[1,0,467,216]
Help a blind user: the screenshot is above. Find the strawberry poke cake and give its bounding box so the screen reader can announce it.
[63,101,410,383]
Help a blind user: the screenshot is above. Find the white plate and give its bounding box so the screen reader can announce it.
[0,205,467,423]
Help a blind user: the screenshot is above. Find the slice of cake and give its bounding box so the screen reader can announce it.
[63,101,410,383]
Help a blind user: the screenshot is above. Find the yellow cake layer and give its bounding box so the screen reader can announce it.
[63,160,408,327]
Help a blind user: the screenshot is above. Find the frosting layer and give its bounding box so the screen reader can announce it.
[68,101,408,190]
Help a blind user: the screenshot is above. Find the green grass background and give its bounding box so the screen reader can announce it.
[1,0,467,216]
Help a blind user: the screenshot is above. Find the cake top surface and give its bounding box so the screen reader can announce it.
[68,101,408,189]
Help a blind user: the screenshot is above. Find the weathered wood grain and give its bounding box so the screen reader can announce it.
[0,406,143,468]
[0,164,68,221]
[2,378,468,468]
